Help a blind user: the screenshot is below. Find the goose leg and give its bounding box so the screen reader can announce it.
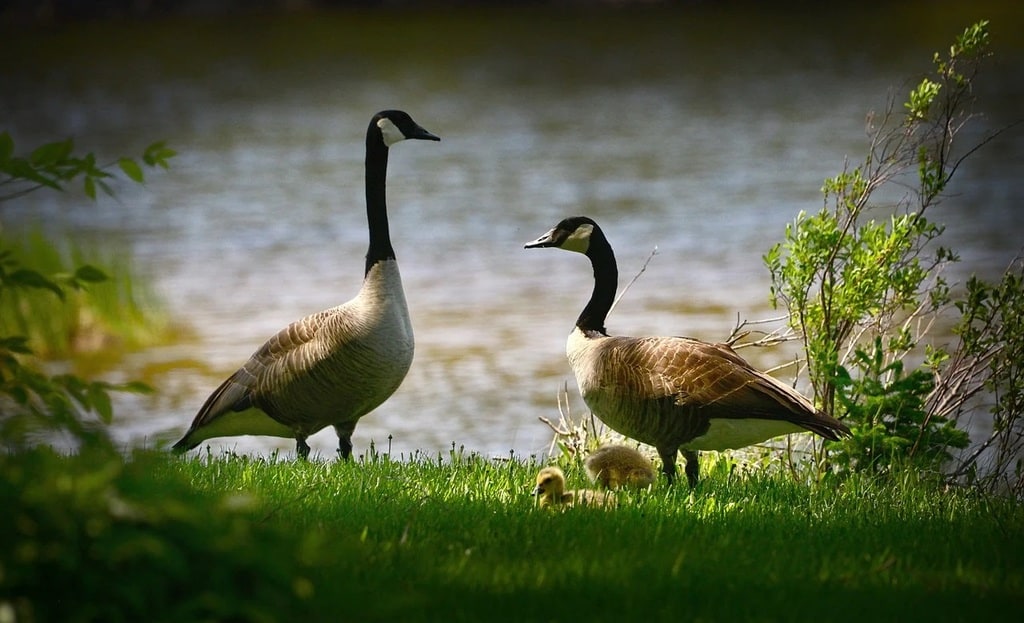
[657,446,678,485]
[296,437,311,460]
[334,422,356,460]
[683,450,700,488]
[337,436,353,460]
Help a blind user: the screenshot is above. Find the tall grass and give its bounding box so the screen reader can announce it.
[6,445,1018,622]
[0,230,172,358]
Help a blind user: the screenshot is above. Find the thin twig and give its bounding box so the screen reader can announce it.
[537,416,569,436]
[609,246,657,316]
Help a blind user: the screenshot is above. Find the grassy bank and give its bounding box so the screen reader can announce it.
[3,447,1021,622]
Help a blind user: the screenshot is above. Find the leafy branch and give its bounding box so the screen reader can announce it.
[1,132,172,451]
[0,132,175,202]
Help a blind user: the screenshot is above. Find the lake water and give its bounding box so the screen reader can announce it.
[2,5,1022,460]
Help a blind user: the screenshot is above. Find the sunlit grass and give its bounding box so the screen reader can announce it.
[5,443,1022,622]
[168,450,1021,621]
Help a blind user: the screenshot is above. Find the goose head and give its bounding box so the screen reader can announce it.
[373,110,441,147]
[532,466,567,503]
[524,216,599,254]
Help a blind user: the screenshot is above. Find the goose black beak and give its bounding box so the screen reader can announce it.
[531,485,543,496]
[524,229,558,249]
[411,127,441,142]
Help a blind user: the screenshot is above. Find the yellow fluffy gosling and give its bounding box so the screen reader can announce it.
[584,444,656,490]
[532,466,616,509]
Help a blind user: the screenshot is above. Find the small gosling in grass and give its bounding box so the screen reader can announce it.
[584,444,656,490]
[532,466,616,509]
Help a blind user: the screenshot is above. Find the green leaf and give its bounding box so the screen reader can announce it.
[118,157,144,183]
[89,384,114,424]
[0,335,33,354]
[83,175,96,200]
[116,381,155,395]
[143,141,176,168]
[6,268,64,299]
[7,157,63,190]
[74,264,108,283]
[30,138,74,167]
[7,385,29,404]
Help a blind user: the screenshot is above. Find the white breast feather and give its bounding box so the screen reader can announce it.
[681,418,803,451]
[354,260,414,358]
[333,260,414,401]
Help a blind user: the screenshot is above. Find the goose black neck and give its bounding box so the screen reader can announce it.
[577,229,618,336]
[364,127,394,275]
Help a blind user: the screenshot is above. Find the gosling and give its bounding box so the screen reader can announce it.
[532,466,616,509]
[584,444,656,490]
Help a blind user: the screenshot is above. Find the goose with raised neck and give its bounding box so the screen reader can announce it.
[173,110,439,459]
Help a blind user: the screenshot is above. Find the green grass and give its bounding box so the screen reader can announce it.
[0,230,173,360]
[3,446,1022,622]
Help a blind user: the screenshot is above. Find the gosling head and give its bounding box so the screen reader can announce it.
[373,109,441,147]
[532,466,568,507]
[524,216,600,255]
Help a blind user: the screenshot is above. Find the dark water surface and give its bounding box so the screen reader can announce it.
[2,4,1022,459]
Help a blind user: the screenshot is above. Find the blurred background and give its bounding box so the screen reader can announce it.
[1,1,1022,460]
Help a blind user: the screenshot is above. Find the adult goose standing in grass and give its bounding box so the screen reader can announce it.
[173,110,440,459]
[525,216,850,486]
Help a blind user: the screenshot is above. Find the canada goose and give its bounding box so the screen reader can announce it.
[584,444,656,490]
[533,466,616,509]
[525,216,850,486]
[173,110,439,459]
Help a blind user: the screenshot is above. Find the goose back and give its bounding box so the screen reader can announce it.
[176,258,413,449]
[568,328,839,452]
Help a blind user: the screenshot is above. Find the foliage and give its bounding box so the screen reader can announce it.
[763,21,998,478]
[0,132,173,450]
[1,448,320,623]
[0,246,154,452]
[0,132,174,202]
[3,451,1022,622]
[938,259,1024,494]
[832,337,968,476]
[0,331,151,452]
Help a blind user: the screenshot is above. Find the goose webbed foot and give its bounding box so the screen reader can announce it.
[296,437,311,460]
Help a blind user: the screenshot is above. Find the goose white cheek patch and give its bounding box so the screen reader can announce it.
[562,223,593,254]
[377,118,406,146]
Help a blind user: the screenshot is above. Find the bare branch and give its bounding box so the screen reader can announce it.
[609,246,658,317]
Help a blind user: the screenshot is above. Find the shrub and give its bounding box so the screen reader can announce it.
[762,21,1018,483]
